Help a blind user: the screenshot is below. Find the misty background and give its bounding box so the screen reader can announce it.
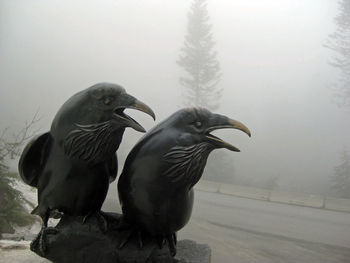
[1,0,349,196]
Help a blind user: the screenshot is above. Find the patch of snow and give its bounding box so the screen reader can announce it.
[0,240,31,246]
[5,177,41,237]
[13,179,37,208]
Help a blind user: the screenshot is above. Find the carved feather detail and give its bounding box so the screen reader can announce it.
[163,143,212,188]
[64,121,117,164]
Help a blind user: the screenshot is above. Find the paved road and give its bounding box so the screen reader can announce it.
[192,191,350,248]
[104,189,350,263]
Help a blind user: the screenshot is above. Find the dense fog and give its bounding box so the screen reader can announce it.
[2,1,350,263]
[1,0,349,196]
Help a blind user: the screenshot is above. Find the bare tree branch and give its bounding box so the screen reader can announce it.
[0,112,41,165]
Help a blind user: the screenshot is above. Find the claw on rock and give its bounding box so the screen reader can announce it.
[82,211,108,232]
[31,227,59,256]
[118,230,133,249]
[157,237,166,249]
[172,233,177,245]
[166,234,177,257]
[118,226,145,251]
[96,211,108,232]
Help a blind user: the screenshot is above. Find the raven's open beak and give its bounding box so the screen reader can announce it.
[113,96,155,132]
[205,114,251,152]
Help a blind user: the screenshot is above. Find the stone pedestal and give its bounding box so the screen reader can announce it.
[175,240,211,263]
[31,212,210,263]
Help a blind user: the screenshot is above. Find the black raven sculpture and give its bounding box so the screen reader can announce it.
[18,83,155,254]
[118,107,250,256]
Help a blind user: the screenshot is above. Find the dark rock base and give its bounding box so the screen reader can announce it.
[31,212,210,263]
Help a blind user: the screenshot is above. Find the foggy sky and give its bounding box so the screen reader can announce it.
[1,0,349,194]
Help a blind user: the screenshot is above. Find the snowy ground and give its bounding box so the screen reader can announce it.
[0,240,48,263]
[0,180,56,263]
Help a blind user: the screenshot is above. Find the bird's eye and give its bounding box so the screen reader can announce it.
[103,96,114,105]
[195,121,202,128]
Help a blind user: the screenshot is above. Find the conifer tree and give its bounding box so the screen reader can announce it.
[326,0,350,107]
[0,118,38,234]
[178,0,236,183]
[177,0,222,110]
[331,147,350,198]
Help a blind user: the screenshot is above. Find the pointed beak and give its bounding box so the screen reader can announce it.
[113,96,155,132]
[227,119,251,137]
[205,114,251,152]
[129,99,156,121]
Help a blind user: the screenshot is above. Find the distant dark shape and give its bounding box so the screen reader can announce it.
[18,83,155,254]
[118,107,250,256]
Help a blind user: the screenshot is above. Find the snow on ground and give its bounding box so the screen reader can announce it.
[14,178,37,209]
[0,240,49,263]
[11,179,43,237]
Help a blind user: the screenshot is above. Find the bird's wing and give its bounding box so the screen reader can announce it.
[18,132,52,187]
[108,153,118,183]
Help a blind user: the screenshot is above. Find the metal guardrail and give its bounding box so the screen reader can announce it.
[194,180,350,213]
[324,197,350,212]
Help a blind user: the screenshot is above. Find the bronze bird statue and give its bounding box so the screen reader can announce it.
[117,107,250,256]
[18,83,155,255]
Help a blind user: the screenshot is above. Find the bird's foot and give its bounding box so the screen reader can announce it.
[156,236,166,249]
[155,233,177,256]
[172,232,177,245]
[114,216,138,248]
[30,227,59,256]
[166,233,177,257]
[161,233,176,257]
[82,211,108,232]
[118,226,144,250]
[114,215,132,231]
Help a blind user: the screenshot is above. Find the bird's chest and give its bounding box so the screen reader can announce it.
[161,143,211,188]
[44,150,106,180]
[146,189,194,234]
